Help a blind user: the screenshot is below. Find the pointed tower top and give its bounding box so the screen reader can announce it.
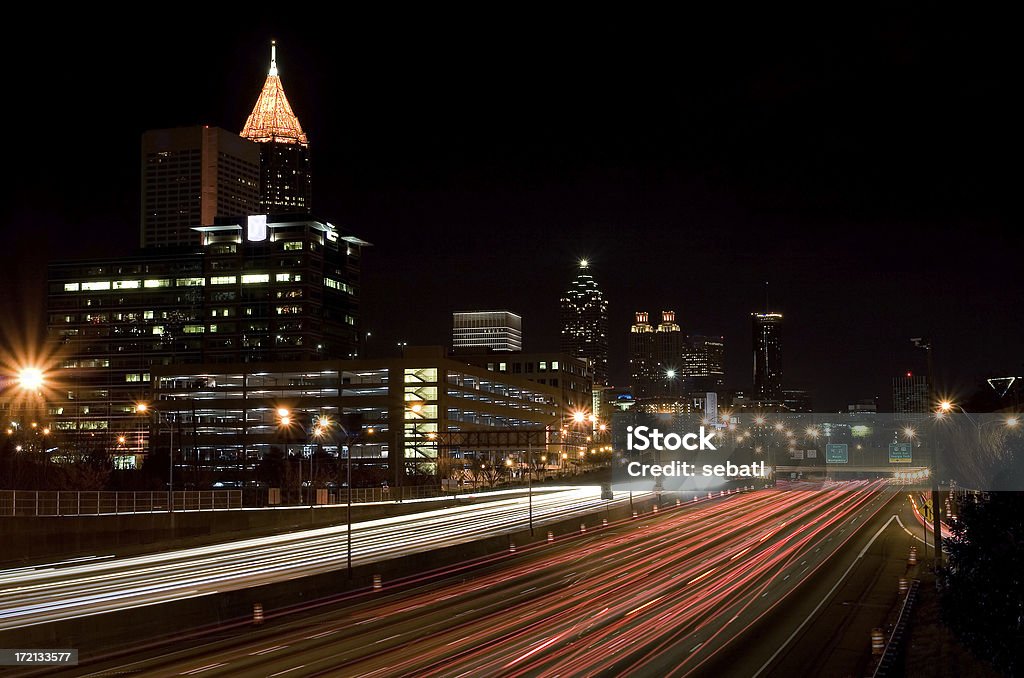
[241,41,308,146]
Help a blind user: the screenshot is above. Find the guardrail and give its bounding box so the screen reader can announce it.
[873,578,920,677]
[0,490,243,516]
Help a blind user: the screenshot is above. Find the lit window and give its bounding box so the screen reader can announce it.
[82,281,111,291]
[275,273,292,282]
[113,280,140,289]
[176,278,205,287]
[143,279,170,288]
[241,274,270,284]
[63,283,80,292]
[210,276,237,285]
[183,325,205,334]
[551,361,559,370]
[283,241,303,251]
[143,311,154,320]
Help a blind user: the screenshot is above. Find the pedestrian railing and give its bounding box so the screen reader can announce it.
[0,490,243,516]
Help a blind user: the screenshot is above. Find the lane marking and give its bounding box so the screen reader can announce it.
[269,666,305,677]
[752,513,898,678]
[895,515,929,546]
[250,645,287,655]
[181,663,227,675]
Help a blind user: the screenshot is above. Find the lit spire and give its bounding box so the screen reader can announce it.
[241,40,308,146]
[580,258,589,269]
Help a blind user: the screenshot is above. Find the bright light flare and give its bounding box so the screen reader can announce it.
[17,367,44,391]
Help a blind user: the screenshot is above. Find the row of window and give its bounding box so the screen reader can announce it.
[61,272,311,292]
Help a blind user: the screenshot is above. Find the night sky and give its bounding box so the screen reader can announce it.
[2,14,1019,410]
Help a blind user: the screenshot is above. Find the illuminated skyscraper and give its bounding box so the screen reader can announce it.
[752,312,783,400]
[140,126,260,247]
[560,260,609,385]
[629,311,682,398]
[241,41,312,214]
[683,335,725,392]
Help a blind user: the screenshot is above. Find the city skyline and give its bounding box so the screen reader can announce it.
[2,20,1019,411]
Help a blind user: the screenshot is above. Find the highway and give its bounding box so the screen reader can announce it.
[41,480,899,677]
[0,487,630,632]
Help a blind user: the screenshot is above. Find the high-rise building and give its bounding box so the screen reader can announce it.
[893,373,929,416]
[560,260,609,386]
[140,126,260,248]
[629,311,683,398]
[46,214,368,463]
[752,312,783,400]
[452,311,523,352]
[240,41,312,214]
[682,335,725,392]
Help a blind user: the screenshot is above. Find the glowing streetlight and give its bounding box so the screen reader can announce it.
[572,410,586,424]
[1006,417,1019,428]
[17,367,44,392]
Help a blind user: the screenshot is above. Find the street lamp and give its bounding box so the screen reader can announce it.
[16,367,44,392]
[137,402,176,514]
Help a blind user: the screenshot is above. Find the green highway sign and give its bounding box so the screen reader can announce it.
[889,442,912,463]
[825,443,848,464]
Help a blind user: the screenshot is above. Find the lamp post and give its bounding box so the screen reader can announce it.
[136,402,174,514]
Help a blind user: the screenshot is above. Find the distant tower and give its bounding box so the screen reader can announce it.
[241,41,312,214]
[752,312,783,400]
[893,373,929,417]
[140,126,260,247]
[629,310,683,398]
[560,260,609,386]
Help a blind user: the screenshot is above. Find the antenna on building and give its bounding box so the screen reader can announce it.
[764,280,769,313]
[269,40,278,77]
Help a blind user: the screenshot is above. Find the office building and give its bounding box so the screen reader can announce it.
[240,42,312,214]
[46,214,368,463]
[452,311,522,353]
[893,373,929,416]
[629,311,683,398]
[560,260,609,386]
[752,312,783,400]
[140,126,260,247]
[682,335,725,392]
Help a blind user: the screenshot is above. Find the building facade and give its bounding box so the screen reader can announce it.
[240,42,312,214]
[151,347,587,486]
[46,214,367,462]
[893,373,929,417]
[140,126,260,248]
[560,260,609,386]
[629,311,684,398]
[682,334,725,392]
[452,311,523,353]
[752,312,783,401]
[459,351,593,416]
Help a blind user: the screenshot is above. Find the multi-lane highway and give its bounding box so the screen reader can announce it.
[37,480,901,677]
[0,487,629,632]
